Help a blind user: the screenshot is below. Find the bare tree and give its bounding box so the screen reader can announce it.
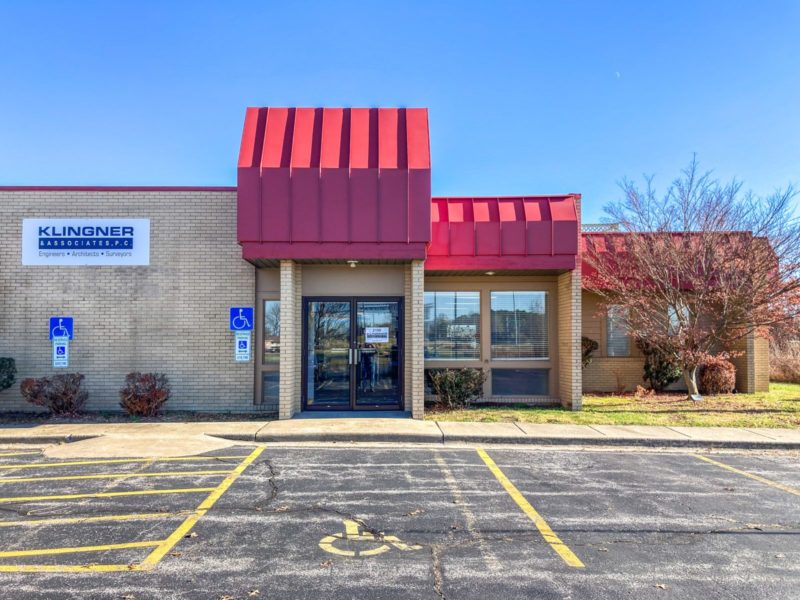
[584,156,800,398]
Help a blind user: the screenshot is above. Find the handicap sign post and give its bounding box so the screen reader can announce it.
[229,307,254,331]
[230,307,253,362]
[234,331,251,362]
[52,339,69,368]
[49,317,74,341]
[49,317,73,368]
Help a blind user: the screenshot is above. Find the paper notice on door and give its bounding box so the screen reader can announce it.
[365,327,390,344]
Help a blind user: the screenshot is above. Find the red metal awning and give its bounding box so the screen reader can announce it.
[237,107,431,261]
[425,196,580,271]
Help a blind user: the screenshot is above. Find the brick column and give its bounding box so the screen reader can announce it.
[279,260,302,419]
[733,332,770,393]
[405,260,425,419]
[557,268,582,410]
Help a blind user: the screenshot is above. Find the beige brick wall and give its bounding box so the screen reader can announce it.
[731,333,770,394]
[0,190,256,413]
[278,260,302,419]
[583,358,646,393]
[406,260,425,418]
[557,268,582,409]
[754,335,769,392]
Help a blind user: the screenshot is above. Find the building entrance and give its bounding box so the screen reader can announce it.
[303,297,403,411]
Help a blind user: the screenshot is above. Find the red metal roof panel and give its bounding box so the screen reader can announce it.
[424,195,580,271]
[237,107,431,260]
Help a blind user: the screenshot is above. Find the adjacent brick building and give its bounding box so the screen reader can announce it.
[0,107,769,418]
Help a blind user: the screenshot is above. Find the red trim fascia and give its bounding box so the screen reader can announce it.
[423,255,576,271]
[241,242,428,261]
[0,186,237,192]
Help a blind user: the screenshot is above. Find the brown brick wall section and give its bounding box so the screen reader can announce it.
[0,190,256,413]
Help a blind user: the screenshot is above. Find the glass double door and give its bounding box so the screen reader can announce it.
[304,297,403,411]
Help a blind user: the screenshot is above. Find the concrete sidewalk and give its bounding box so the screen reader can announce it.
[1,419,799,450]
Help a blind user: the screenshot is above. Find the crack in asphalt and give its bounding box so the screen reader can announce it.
[430,544,446,600]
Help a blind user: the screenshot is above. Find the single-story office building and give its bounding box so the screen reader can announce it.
[0,107,769,418]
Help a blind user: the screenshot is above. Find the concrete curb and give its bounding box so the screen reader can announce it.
[0,434,100,445]
[209,431,800,450]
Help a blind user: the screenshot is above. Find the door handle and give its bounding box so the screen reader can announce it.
[348,348,353,365]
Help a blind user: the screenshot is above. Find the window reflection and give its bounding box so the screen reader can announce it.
[424,291,480,360]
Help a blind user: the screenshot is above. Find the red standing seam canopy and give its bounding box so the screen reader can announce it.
[425,196,580,271]
[237,107,431,261]
[236,106,580,271]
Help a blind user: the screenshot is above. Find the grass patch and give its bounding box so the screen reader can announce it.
[425,382,800,429]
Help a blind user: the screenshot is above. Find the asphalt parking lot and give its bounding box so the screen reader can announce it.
[0,444,797,599]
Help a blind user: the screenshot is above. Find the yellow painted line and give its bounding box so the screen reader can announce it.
[0,540,161,559]
[0,469,231,485]
[476,448,584,568]
[0,563,135,573]
[0,511,193,528]
[136,446,264,571]
[0,451,43,458]
[0,487,216,504]
[693,454,800,497]
[0,455,251,471]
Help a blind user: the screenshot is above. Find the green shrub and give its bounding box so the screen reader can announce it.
[20,373,88,415]
[0,358,16,393]
[636,340,682,392]
[581,337,599,368]
[119,372,171,417]
[428,368,486,409]
[699,357,736,395]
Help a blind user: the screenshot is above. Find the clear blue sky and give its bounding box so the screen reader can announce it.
[1,1,798,222]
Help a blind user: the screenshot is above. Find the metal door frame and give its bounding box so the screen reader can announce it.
[302,296,404,411]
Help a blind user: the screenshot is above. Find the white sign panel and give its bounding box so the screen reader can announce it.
[235,331,251,362]
[52,338,69,368]
[365,327,390,344]
[22,218,151,266]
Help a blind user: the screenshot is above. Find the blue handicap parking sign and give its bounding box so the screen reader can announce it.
[56,346,66,355]
[49,317,74,340]
[238,339,248,349]
[230,307,254,331]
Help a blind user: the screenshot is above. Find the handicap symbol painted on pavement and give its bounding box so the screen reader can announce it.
[319,519,423,558]
[229,307,254,331]
[49,317,74,340]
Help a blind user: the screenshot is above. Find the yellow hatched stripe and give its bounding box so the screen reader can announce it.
[694,454,800,497]
[0,540,161,559]
[0,455,251,471]
[0,452,43,458]
[0,563,135,573]
[0,469,231,485]
[136,446,265,570]
[476,448,584,568]
[0,511,193,528]
[0,487,216,504]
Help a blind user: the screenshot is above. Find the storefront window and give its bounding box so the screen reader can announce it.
[424,291,481,360]
[262,300,280,408]
[606,305,630,357]
[490,291,548,360]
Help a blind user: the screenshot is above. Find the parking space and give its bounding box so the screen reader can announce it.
[0,444,797,598]
[0,447,262,573]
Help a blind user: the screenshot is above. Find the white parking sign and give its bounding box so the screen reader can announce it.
[52,339,69,368]
[235,331,251,362]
